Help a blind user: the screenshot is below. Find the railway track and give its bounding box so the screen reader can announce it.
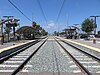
[0,40,40,63]
[55,37,100,75]
[20,37,85,75]
[0,38,48,75]
[0,36,99,75]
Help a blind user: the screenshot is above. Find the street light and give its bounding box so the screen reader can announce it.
[90,16,100,35]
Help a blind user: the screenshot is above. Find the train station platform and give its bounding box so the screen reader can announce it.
[0,36,47,49]
[70,38,100,49]
[0,40,29,49]
[0,36,47,56]
[57,37,100,58]
[0,40,35,54]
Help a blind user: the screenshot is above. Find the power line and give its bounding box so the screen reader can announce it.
[8,0,32,22]
[37,0,47,23]
[56,0,66,24]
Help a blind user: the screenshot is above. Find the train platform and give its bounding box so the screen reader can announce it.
[70,38,100,49]
[57,37,100,58]
[0,36,47,50]
[0,40,35,54]
[0,40,29,49]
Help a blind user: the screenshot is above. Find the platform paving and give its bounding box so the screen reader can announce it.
[0,40,30,49]
[58,37,100,58]
[71,39,100,49]
[61,37,100,49]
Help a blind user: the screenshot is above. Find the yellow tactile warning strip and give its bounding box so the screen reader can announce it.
[0,40,35,53]
[57,37,100,53]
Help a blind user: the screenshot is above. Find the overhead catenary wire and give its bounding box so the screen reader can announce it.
[56,0,66,24]
[37,0,48,23]
[56,0,66,32]
[8,0,32,22]
[55,0,66,24]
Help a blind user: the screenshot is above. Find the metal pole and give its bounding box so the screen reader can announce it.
[90,16,100,36]
[94,17,96,35]
[1,24,3,45]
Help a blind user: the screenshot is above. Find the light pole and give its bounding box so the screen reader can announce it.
[90,16,100,36]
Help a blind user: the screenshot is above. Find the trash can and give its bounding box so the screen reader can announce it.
[93,37,96,44]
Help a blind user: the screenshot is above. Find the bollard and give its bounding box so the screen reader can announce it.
[93,39,96,44]
[93,37,96,44]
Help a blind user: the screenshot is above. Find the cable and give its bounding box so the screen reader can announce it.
[56,0,66,24]
[8,0,32,22]
[37,0,47,23]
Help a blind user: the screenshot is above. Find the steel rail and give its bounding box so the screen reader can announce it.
[54,37,92,75]
[11,38,48,75]
[0,40,40,64]
[57,37,100,63]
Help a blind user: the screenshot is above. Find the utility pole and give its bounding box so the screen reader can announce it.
[90,16,100,36]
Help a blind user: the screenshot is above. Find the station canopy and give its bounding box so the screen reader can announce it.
[16,26,35,34]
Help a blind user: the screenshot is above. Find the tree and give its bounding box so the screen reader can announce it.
[81,18,95,35]
[40,29,48,36]
[98,31,100,34]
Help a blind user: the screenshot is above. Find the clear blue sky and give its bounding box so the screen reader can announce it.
[0,0,100,33]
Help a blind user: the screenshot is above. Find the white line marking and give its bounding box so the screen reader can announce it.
[69,61,98,64]
[73,70,81,73]
[0,65,19,67]
[0,65,32,68]
[76,58,92,60]
[70,65,77,68]
[4,61,23,63]
[85,66,100,68]
[21,70,29,72]
[14,56,29,58]
[74,56,88,57]
[69,61,74,63]
[80,61,98,64]
[9,58,26,60]
[0,70,14,72]
[70,65,100,68]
